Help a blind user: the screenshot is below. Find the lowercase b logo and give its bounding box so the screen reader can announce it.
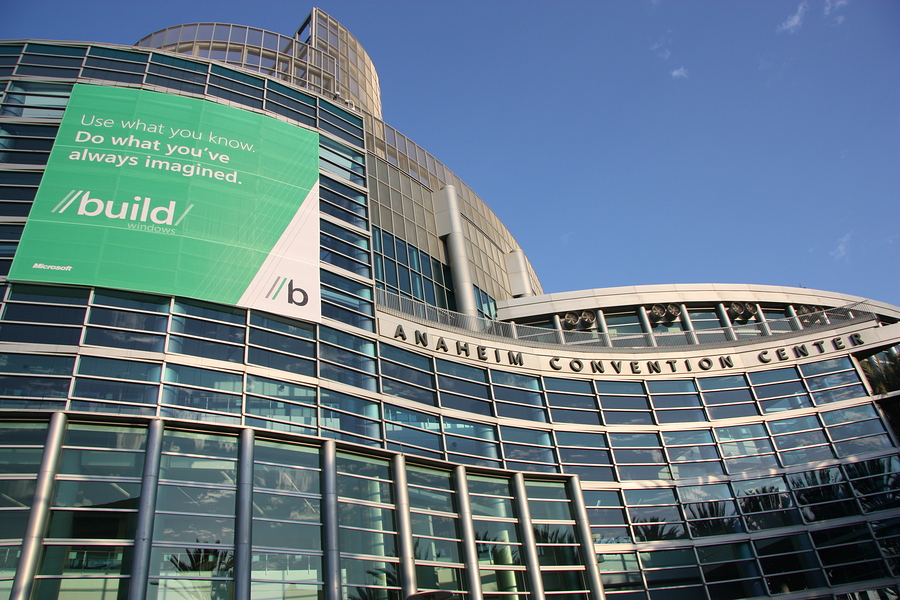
[265,277,308,306]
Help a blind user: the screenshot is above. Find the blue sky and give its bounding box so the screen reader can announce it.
[4,0,899,306]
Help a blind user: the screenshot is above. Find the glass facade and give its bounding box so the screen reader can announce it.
[1,8,899,600]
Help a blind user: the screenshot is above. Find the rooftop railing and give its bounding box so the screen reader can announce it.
[375,288,877,353]
[135,21,378,118]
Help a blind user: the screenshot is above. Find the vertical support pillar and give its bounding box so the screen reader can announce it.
[552,314,567,345]
[566,477,606,600]
[511,473,544,599]
[596,310,610,347]
[453,466,482,600]
[128,418,164,600]
[10,412,67,600]
[392,454,416,597]
[787,305,803,331]
[755,304,772,337]
[321,440,340,600]
[716,303,738,342]
[680,304,699,345]
[234,428,255,600]
[436,184,479,319]
[637,307,658,348]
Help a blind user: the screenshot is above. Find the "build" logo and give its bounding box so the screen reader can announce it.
[52,190,193,233]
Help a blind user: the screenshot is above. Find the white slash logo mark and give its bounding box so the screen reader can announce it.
[52,190,82,213]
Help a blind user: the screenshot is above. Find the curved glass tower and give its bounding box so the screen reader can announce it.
[0,8,898,600]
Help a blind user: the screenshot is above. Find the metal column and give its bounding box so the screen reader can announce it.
[437,184,479,320]
[392,454,417,597]
[234,428,255,600]
[453,465,482,600]
[596,310,611,347]
[716,303,738,342]
[511,473,544,599]
[680,304,699,345]
[566,477,606,600]
[128,418,164,600]
[552,314,567,345]
[755,303,773,336]
[787,305,803,331]
[321,440,340,600]
[637,306,658,348]
[10,412,67,600]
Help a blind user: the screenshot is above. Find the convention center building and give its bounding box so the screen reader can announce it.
[0,8,898,600]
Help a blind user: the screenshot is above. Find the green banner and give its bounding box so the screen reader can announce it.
[9,84,321,321]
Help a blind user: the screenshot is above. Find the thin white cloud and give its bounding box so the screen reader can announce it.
[824,0,848,25]
[830,232,852,262]
[823,0,848,16]
[650,36,672,60]
[671,67,688,79]
[777,1,808,33]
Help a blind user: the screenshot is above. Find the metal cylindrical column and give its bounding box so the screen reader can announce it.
[128,418,164,600]
[552,314,567,345]
[439,185,479,319]
[566,477,606,600]
[10,412,68,600]
[755,303,773,336]
[392,454,416,597]
[321,440,340,600]
[511,473,544,599]
[680,304,699,345]
[596,310,610,347]
[234,428,255,600]
[716,303,738,342]
[637,306,658,348]
[453,466,482,600]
